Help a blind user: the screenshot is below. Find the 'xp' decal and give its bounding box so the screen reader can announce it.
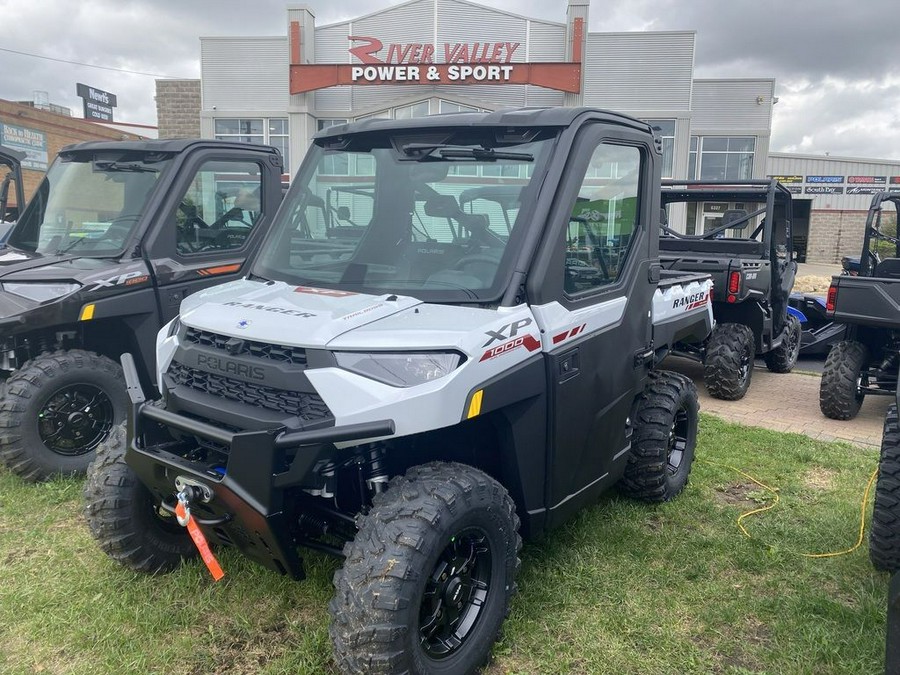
[479,334,541,362]
[90,270,150,290]
[482,318,533,347]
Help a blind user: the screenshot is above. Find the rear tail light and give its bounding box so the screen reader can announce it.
[826,284,838,313]
[727,271,741,294]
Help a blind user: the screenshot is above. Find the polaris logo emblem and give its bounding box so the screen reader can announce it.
[236,319,252,329]
[196,353,265,381]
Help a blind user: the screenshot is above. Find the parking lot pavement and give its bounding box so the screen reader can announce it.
[664,356,891,449]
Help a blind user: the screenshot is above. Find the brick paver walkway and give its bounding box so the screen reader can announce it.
[665,357,891,449]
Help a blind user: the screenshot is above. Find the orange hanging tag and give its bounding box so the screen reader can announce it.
[175,501,225,581]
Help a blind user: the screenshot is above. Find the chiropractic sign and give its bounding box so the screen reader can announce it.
[289,21,584,94]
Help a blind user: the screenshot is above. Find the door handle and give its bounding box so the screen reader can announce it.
[558,349,580,383]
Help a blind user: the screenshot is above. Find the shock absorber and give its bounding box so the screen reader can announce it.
[364,443,389,494]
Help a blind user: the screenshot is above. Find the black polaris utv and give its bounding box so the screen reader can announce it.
[84,107,714,675]
[819,191,900,420]
[0,138,283,481]
[660,179,800,400]
[0,144,26,238]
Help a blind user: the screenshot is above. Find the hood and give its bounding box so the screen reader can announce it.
[0,247,123,282]
[180,279,423,346]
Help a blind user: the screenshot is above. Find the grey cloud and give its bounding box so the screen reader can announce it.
[1,0,897,158]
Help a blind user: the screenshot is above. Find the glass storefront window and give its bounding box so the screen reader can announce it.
[690,136,756,181]
[215,117,290,173]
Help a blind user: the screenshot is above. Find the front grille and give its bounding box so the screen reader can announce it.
[168,361,331,421]
[185,328,307,365]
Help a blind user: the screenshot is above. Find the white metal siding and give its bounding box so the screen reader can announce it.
[201,37,289,111]
[349,0,435,111]
[582,32,694,113]
[767,153,900,211]
[437,0,527,61]
[528,21,566,61]
[691,80,774,132]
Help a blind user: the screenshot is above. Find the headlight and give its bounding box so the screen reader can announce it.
[1,282,81,302]
[165,316,182,338]
[334,352,462,387]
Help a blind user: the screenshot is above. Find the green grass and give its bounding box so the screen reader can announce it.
[0,415,890,674]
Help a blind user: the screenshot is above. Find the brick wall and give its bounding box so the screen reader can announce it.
[807,209,898,264]
[155,80,201,139]
[0,99,145,207]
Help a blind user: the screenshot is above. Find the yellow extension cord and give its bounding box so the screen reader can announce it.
[702,459,881,559]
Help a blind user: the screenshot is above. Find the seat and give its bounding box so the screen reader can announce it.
[874,258,900,279]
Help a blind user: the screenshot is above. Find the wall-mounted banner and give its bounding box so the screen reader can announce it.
[805,186,844,194]
[847,175,886,184]
[806,175,844,184]
[288,20,584,94]
[767,175,802,184]
[846,186,884,195]
[0,123,48,170]
[783,186,802,194]
[76,83,118,122]
[889,176,900,185]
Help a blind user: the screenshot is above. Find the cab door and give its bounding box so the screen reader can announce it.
[142,151,280,324]
[527,127,657,528]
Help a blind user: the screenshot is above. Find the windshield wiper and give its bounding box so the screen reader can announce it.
[54,236,96,256]
[400,143,533,162]
[92,161,158,173]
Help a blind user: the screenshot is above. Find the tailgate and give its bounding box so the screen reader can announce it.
[652,274,714,350]
[829,275,900,329]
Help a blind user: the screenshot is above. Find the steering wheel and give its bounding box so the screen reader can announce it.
[453,254,501,271]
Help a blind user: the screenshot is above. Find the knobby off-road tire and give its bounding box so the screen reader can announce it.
[329,462,521,675]
[83,422,195,574]
[819,340,868,420]
[870,404,900,573]
[620,370,699,502]
[764,314,801,373]
[703,323,756,401]
[0,349,127,481]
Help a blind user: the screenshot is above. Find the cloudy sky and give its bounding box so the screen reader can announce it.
[2,0,899,160]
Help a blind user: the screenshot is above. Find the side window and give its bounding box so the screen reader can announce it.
[565,143,641,294]
[176,160,262,255]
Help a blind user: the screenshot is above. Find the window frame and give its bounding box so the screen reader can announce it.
[214,117,291,173]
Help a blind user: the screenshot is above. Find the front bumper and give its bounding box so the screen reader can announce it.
[122,354,394,579]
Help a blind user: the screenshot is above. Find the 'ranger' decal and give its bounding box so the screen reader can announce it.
[479,334,541,362]
[222,301,316,318]
[672,292,708,311]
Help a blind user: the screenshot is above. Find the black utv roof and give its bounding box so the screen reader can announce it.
[313,107,653,140]
[58,138,282,158]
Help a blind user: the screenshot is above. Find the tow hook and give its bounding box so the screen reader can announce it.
[175,475,213,503]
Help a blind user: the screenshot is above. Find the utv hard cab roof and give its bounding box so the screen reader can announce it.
[57,138,284,158]
[313,107,655,139]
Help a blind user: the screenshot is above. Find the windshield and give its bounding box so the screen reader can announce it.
[252,129,556,301]
[8,154,169,255]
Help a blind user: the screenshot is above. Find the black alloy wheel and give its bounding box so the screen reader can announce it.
[38,383,115,456]
[419,527,493,659]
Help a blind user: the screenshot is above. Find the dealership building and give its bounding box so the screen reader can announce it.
[155,0,900,264]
